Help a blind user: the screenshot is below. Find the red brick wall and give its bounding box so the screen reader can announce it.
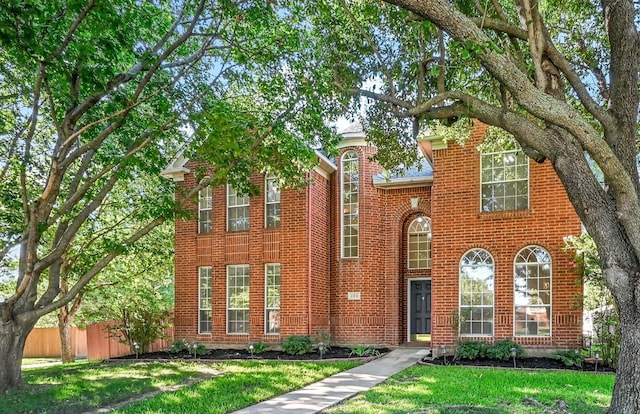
[173,165,330,346]
[430,121,583,349]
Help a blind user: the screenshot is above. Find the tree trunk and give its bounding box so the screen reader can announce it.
[58,308,75,363]
[0,319,33,392]
[609,297,640,413]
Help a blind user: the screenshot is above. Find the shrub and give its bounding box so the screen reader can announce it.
[456,340,488,360]
[349,345,381,357]
[485,340,525,361]
[282,335,313,355]
[169,339,191,354]
[552,350,583,367]
[314,329,332,351]
[249,342,268,354]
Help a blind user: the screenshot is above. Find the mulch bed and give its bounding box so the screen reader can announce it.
[426,356,616,372]
[113,346,390,361]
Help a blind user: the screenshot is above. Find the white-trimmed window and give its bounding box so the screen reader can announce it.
[198,267,212,334]
[227,185,249,231]
[265,263,281,334]
[480,150,529,211]
[265,176,281,228]
[514,246,552,337]
[227,265,250,334]
[408,216,432,269]
[198,186,212,234]
[341,150,359,258]
[459,249,494,336]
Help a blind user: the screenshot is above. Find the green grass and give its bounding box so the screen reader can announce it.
[324,365,615,414]
[3,360,359,414]
[112,361,359,414]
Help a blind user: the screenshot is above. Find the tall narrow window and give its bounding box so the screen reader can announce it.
[198,186,212,234]
[408,216,432,269]
[459,249,494,336]
[227,265,249,334]
[265,263,281,334]
[227,185,249,231]
[514,246,552,337]
[198,267,212,334]
[265,176,281,228]
[341,150,359,258]
[480,150,529,211]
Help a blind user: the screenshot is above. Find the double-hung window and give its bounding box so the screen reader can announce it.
[198,186,212,234]
[265,264,281,334]
[480,150,529,211]
[227,185,249,231]
[198,267,212,334]
[459,249,494,336]
[514,246,552,336]
[265,176,281,228]
[227,265,250,334]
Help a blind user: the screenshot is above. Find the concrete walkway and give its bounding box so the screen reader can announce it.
[231,348,428,414]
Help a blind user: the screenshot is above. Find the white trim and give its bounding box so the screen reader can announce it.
[373,176,433,189]
[479,149,530,212]
[340,150,359,258]
[264,263,281,335]
[336,137,368,149]
[160,152,190,182]
[418,135,448,150]
[314,150,337,179]
[264,175,280,229]
[227,184,250,232]
[513,245,553,338]
[407,216,432,270]
[407,278,432,343]
[459,248,495,337]
[226,264,250,335]
[198,266,212,335]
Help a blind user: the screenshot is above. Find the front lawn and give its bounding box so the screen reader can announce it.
[5,360,359,414]
[324,365,615,414]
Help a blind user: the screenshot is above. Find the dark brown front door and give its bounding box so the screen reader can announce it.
[410,280,432,341]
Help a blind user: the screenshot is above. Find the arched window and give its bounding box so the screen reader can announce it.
[514,246,551,336]
[407,216,432,269]
[341,150,359,258]
[459,249,494,336]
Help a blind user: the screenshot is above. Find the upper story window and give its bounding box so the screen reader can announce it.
[198,186,212,234]
[341,150,359,258]
[265,175,281,228]
[514,246,552,337]
[480,150,529,212]
[459,249,494,336]
[227,184,249,231]
[408,216,432,269]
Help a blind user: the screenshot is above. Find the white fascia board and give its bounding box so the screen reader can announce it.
[419,134,448,150]
[314,150,337,179]
[160,153,190,182]
[372,176,433,190]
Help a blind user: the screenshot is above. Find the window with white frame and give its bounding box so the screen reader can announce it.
[227,265,250,334]
[198,267,212,334]
[265,263,281,334]
[198,186,212,234]
[459,249,494,336]
[514,246,551,337]
[265,176,281,228]
[227,185,249,231]
[480,149,529,212]
[408,216,432,269]
[341,150,359,258]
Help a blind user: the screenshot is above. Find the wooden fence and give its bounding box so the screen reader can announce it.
[24,322,173,360]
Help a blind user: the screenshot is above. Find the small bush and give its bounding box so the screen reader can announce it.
[349,345,381,357]
[552,350,583,367]
[456,340,488,360]
[485,340,525,361]
[170,339,191,354]
[314,329,332,351]
[282,335,313,355]
[248,342,268,354]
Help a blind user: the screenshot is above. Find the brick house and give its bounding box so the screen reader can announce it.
[161,121,583,350]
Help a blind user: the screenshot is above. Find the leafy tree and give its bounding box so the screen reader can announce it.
[0,1,339,391]
[303,0,638,411]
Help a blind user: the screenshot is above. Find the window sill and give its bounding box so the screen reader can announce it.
[478,209,532,220]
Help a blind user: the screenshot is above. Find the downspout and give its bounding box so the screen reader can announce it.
[307,174,313,336]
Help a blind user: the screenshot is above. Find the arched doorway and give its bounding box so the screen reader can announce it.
[403,214,432,343]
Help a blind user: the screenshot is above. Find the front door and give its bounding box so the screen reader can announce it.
[409,280,432,342]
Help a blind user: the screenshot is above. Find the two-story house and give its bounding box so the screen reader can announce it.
[161,121,583,350]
